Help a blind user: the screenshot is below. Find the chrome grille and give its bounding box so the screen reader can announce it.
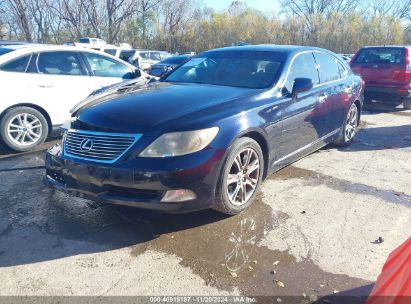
[64,129,141,163]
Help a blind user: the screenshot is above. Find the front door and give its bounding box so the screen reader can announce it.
[274,52,328,167]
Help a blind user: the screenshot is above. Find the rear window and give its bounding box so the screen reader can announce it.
[354,48,405,64]
[0,48,13,56]
[104,49,117,56]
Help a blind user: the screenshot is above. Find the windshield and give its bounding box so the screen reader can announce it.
[0,48,13,56]
[164,50,287,89]
[354,48,405,64]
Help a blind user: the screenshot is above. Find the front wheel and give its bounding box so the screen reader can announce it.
[334,103,359,146]
[0,106,48,152]
[213,137,264,215]
[404,99,411,110]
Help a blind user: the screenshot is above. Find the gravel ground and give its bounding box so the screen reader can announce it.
[0,105,410,303]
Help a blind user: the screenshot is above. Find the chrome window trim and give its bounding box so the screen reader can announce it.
[280,50,348,91]
[63,129,142,164]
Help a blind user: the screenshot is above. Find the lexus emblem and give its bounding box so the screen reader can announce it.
[80,138,93,152]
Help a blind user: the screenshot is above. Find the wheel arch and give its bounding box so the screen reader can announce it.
[238,130,270,180]
[354,99,362,126]
[0,103,52,135]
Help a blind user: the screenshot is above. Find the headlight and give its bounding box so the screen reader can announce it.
[140,127,219,157]
[60,117,77,131]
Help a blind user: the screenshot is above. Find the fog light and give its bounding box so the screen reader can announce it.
[161,189,197,202]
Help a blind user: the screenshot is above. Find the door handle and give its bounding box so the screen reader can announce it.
[318,94,327,103]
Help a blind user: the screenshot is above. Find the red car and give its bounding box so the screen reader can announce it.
[366,237,411,304]
[350,46,411,109]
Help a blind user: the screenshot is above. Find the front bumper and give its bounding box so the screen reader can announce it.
[44,144,226,213]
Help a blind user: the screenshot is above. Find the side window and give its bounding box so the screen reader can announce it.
[314,52,341,83]
[119,50,135,62]
[83,52,134,79]
[150,52,161,61]
[284,52,319,92]
[0,55,31,72]
[37,51,83,75]
[337,60,348,78]
[140,52,150,59]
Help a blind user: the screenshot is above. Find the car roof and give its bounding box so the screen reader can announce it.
[204,44,334,54]
[164,55,190,59]
[1,44,115,53]
[0,40,31,46]
[1,44,80,51]
[0,44,137,69]
[360,45,411,49]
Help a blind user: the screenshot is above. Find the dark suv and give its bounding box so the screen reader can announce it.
[350,46,411,109]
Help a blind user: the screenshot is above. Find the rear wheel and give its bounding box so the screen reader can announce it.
[404,99,411,110]
[334,103,359,146]
[213,137,263,215]
[0,107,48,152]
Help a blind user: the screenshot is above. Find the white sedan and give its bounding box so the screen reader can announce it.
[0,44,149,151]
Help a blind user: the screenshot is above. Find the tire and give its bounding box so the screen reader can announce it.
[404,99,411,110]
[334,103,359,147]
[0,106,48,152]
[213,137,264,215]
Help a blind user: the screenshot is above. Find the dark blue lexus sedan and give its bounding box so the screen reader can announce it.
[45,45,363,214]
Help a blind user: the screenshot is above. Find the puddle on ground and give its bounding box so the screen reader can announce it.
[122,196,369,299]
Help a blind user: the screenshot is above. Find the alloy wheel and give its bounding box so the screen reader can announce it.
[7,113,43,146]
[226,147,260,206]
[344,105,358,141]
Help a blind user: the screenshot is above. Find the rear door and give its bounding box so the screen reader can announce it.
[27,50,96,124]
[350,47,406,87]
[0,53,34,110]
[313,52,348,134]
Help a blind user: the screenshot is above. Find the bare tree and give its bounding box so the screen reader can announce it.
[52,0,87,39]
[159,0,192,51]
[6,0,33,41]
[138,0,162,47]
[106,0,138,43]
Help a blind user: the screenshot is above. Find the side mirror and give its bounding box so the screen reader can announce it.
[291,78,314,99]
[122,69,141,80]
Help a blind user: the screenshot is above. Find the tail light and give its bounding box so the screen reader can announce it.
[406,48,411,72]
[393,48,411,83]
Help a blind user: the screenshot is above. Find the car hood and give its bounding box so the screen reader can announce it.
[72,82,258,134]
